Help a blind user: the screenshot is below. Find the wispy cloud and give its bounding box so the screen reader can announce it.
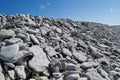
[40,2,51,10]
[40,5,46,9]
[65,9,68,12]
[109,9,114,12]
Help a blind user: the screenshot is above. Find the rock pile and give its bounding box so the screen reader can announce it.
[0,14,120,80]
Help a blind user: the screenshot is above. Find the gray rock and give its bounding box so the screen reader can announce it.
[30,34,40,45]
[97,68,110,80]
[78,39,88,49]
[78,77,88,80]
[72,50,87,62]
[65,73,80,80]
[36,35,46,43]
[40,27,50,35]
[0,29,15,39]
[0,43,19,61]
[86,68,106,80]
[62,48,72,56]
[4,62,15,68]
[65,63,76,70]
[44,46,56,57]
[0,72,5,80]
[5,38,23,45]
[28,45,49,72]
[15,65,26,79]
[11,50,32,63]
[0,64,3,72]
[88,45,102,58]
[55,28,62,34]
[81,61,98,69]
[8,70,16,80]
[26,28,37,34]
[53,72,62,78]
[39,76,49,80]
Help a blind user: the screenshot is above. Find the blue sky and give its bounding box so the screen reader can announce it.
[0,0,120,25]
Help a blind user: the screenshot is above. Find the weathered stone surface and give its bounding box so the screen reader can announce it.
[62,48,72,56]
[44,46,56,57]
[72,50,87,62]
[86,68,106,80]
[0,29,15,39]
[15,65,26,79]
[64,73,80,80]
[0,43,19,61]
[0,72,5,80]
[8,70,16,80]
[30,34,40,45]
[28,45,49,72]
[0,14,120,80]
[81,61,98,69]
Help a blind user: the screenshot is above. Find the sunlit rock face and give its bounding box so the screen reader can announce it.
[0,14,120,80]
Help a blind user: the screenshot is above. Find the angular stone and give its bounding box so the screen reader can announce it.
[4,62,15,68]
[0,72,5,80]
[8,70,16,80]
[81,62,98,69]
[72,50,87,62]
[26,28,37,34]
[78,77,88,80]
[0,64,2,72]
[5,38,24,47]
[62,48,72,56]
[53,72,62,78]
[65,63,76,70]
[88,45,102,58]
[0,29,15,39]
[28,45,49,72]
[44,46,56,57]
[39,76,49,80]
[11,50,32,63]
[30,34,40,45]
[55,28,62,34]
[97,68,110,80]
[0,44,19,61]
[65,74,80,80]
[86,68,106,80]
[15,65,26,79]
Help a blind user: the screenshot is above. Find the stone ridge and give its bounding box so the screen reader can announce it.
[0,14,120,80]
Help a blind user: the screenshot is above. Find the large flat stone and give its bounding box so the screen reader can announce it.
[28,45,49,72]
[0,44,19,61]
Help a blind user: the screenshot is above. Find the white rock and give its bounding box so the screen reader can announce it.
[11,50,32,63]
[15,65,26,79]
[8,70,16,80]
[78,77,88,80]
[81,62,98,68]
[62,48,72,56]
[0,72,5,80]
[44,46,56,57]
[30,34,40,45]
[0,44,19,61]
[72,50,87,62]
[55,28,62,34]
[65,74,80,80]
[28,45,49,72]
[0,29,15,39]
[86,69,106,80]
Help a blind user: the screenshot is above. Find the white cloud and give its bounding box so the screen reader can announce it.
[109,9,114,12]
[40,5,46,9]
[40,3,51,10]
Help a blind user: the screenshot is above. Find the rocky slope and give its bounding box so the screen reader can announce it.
[0,14,120,80]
